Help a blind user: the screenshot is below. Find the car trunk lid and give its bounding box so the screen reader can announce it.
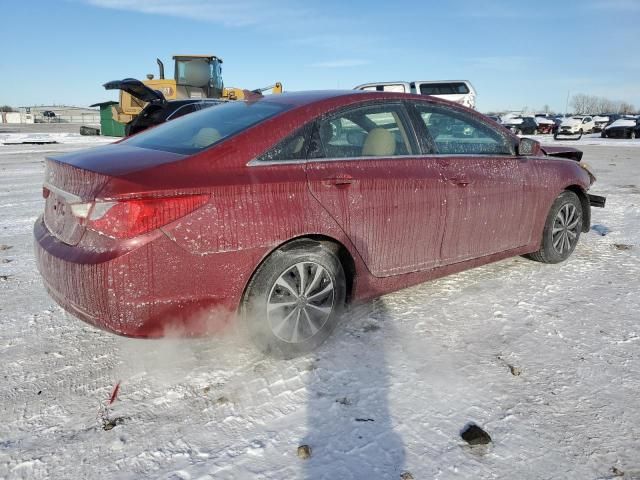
[42,144,187,245]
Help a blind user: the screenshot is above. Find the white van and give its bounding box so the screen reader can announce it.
[354,80,477,109]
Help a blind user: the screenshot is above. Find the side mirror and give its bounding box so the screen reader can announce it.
[518,137,541,156]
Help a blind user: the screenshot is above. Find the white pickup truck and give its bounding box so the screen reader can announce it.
[354,80,477,109]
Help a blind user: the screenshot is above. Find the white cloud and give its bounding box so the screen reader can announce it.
[80,0,377,53]
[84,0,311,27]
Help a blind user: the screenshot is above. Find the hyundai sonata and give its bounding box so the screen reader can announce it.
[35,90,603,357]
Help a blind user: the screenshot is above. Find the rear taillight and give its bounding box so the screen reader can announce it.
[70,194,209,239]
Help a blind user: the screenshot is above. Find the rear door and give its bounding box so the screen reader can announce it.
[305,102,447,277]
[410,102,534,264]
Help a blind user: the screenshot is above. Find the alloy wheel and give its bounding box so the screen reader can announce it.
[267,262,335,344]
[552,203,581,255]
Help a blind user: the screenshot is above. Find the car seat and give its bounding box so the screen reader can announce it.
[362,128,396,156]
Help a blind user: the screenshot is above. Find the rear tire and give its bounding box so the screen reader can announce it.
[241,240,346,358]
[525,191,583,264]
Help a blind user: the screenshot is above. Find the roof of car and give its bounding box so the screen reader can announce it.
[257,89,460,108]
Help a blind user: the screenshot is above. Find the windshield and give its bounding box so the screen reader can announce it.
[123,100,291,155]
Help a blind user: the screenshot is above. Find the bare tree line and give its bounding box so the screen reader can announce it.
[570,94,636,115]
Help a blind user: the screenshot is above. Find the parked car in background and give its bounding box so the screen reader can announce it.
[34,90,602,357]
[601,117,640,139]
[593,115,612,133]
[551,116,565,135]
[126,98,224,136]
[555,115,595,139]
[104,78,225,136]
[486,115,501,123]
[502,116,539,135]
[354,80,477,109]
[534,116,555,134]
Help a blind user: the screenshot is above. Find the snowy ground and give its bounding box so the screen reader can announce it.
[523,132,640,148]
[1,126,639,480]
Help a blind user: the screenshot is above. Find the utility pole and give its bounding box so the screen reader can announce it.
[565,90,570,117]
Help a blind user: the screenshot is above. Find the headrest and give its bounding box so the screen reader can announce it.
[193,127,221,148]
[362,128,396,156]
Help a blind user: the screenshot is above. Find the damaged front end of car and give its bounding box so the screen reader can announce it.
[540,145,606,208]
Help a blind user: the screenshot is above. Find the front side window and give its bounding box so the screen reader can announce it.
[124,100,291,155]
[414,104,513,155]
[313,104,415,159]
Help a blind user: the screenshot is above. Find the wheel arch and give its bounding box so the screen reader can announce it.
[564,185,591,232]
[241,234,357,308]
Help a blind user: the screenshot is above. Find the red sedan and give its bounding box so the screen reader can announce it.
[35,90,601,357]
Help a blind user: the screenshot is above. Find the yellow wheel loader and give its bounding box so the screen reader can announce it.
[106,55,283,125]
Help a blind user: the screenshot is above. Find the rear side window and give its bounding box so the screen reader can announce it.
[258,126,310,162]
[419,82,470,95]
[414,104,513,155]
[124,101,291,155]
[313,104,415,159]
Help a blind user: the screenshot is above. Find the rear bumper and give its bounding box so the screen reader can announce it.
[34,216,263,337]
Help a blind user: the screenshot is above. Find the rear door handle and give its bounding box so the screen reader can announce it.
[322,176,354,187]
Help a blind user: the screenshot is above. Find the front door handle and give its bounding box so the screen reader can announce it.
[448,176,471,187]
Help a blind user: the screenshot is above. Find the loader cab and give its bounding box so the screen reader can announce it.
[173,55,224,99]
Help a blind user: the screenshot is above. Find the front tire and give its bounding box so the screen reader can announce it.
[525,191,583,264]
[241,240,346,358]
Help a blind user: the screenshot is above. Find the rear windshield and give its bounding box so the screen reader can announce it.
[419,82,470,95]
[123,100,291,155]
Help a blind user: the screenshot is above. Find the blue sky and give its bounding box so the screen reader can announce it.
[1,0,638,112]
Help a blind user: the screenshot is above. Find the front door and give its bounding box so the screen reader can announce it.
[411,102,533,265]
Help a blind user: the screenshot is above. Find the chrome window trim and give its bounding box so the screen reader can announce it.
[247,152,517,167]
[43,182,83,203]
